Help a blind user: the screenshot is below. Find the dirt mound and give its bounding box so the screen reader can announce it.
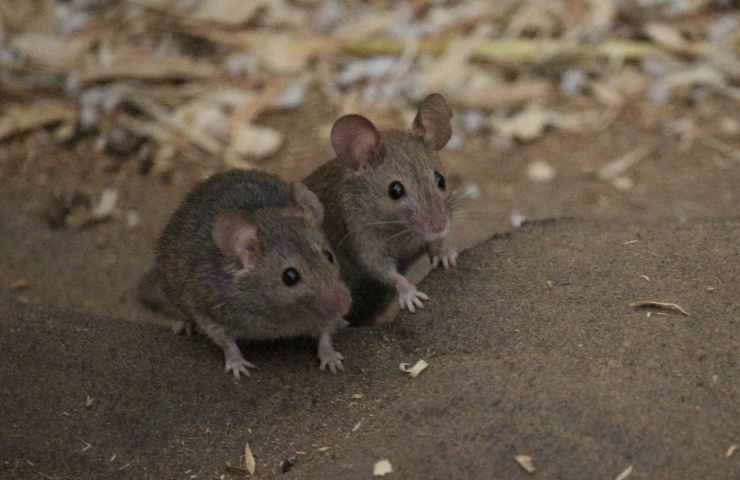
[2,219,738,479]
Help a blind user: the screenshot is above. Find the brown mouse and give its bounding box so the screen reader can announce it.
[140,169,352,378]
[304,94,458,322]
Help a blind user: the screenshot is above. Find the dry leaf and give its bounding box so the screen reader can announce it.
[11,33,92,69]
[231,124,283,159]
[373,459,393,476]
[596,146,655,181]
[644,23,686,50]
[615,465,633,480]
[491,106,551,142]
[0,102,77,141]
[66,188,118,228]
[421,35,484,92]
[527,160,556,183]
[629,301,690,316]
[79,52,217,84]
[514,454,535,474]
[248,33,325,74]
[244,443,256,475]
[452,74,551,111]
[726,444,739,458]
[11,279,31,290]
[399,360,429,378]
[190,0,266,26]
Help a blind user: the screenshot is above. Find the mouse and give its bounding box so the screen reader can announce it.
[304,93,458,322]
[140,169,352,379]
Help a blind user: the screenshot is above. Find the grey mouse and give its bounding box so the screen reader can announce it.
[304,94,458,322]
[140,169,352,378]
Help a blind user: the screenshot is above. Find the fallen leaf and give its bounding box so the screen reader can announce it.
[629,301,690,316]
[644,23,687,50]
[514,454,535,474]
[230,123,283,160]
[79,51,217,84]
[491,106,607,142]
[190,0,266,26]
[399,360,429,378]
[727,444,739,458]
[248,32,324,74]
[527,160,556,183]
[596,146,655,181]
[615,465,633,480]
[244,443,256,475]
[0,102,77,142]
[11,279,31,290]
[91,189,118,220]
[11,33,92,69]
[373,459,393,476]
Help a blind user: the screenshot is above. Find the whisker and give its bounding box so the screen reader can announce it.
[338,220,408,246]
[384,228,415,243]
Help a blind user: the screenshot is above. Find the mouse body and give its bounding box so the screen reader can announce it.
[142,169,351,378]
[304,94,457,322]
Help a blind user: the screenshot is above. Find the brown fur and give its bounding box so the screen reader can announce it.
[305,94,456,324]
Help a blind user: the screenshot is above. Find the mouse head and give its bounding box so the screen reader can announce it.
[331,93,453,242]
[212,182,351,322]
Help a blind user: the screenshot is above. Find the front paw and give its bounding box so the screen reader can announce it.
[431,249,458,270]
[319,349,345,374]
[224,344,257,380]
[396,278,429,313]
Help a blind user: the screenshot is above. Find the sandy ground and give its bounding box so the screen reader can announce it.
[1,98,739,479]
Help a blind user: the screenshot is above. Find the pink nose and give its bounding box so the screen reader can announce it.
[319,284,352,318]
[431,217,448,234]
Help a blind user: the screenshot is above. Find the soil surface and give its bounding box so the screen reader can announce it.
[1,97,739,479]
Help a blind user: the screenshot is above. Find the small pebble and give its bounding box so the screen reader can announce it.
[527,160,556,183]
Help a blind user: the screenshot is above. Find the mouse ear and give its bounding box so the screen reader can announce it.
[212,210,262,272]
[331,114,384,171]
[290,181,324,226]
[412,93,453,151]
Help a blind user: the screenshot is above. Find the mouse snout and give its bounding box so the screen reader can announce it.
[419,214,449,241]
[431,216,448,235]
[318,283,352,318]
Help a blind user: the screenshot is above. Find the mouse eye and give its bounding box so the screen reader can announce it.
[323,249,334,264]
[388,181,406,200]
[434,171,446,191]
[282,267,301,286]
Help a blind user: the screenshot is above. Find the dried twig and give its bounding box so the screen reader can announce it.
[629,301,690,316]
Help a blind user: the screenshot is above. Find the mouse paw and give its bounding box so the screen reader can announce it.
[431,250,458,270]
[318,332,345,374]
[396,278,429,313]
[319,350,345,374]
[223,344,257,380]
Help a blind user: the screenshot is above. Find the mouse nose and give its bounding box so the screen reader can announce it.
[431,217,448,234]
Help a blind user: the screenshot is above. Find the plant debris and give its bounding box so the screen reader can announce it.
[514,454,536,474]
[400,359,429,378]
[615,465,634,480]
[727,444,739,458]
[0,0,737,175]
[10,279,31,290]
[629,301,690,316]
[244,442,256,475]
[373,459,393,477]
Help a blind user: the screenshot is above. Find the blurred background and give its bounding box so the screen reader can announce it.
[1,0,739,312]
